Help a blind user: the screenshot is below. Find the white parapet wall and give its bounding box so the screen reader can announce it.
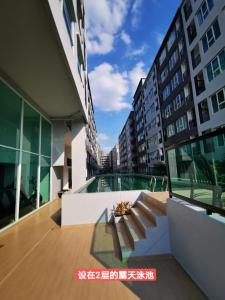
[168,197,225,300]
[61,190,145,226]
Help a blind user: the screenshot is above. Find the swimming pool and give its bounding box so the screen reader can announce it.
[79,174,168,193]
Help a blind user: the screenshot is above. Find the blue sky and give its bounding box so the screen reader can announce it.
[86,0,180,153]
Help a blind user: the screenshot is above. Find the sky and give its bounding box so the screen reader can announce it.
[85,0,180,153]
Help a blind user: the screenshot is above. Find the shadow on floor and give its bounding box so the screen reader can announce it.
[51,209,61,226]
[90,209,207,300]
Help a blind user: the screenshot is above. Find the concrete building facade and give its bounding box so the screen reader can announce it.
[133,79,148,173]
[156,7,198,149]
[119,112,137,173]
[142,65,165,173]
[181,0,225,135]
[86,79,99,179]
[109,144,120,173]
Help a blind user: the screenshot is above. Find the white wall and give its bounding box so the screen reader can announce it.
[168,197,225,300]
[71,119,87,191]
[52,121,65,166]
[61,190,144,225]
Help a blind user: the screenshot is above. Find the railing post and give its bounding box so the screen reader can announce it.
[165,149,173,198]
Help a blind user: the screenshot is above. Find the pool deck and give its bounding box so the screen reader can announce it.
[0,197,207,300]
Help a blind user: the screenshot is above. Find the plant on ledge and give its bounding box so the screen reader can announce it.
[114,201,132,216]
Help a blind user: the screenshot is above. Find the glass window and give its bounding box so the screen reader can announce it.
[211,88,225,113]
[41,118,51,157]
[161,67,168,83]
[23,103,40,154]
[164,104,172,119]
[167,123,175,137]
[207,49,225,82]
[63,0,74,45]
[0,80,21,149]
[171,71,182,91]
[173,94,184,111]
[0,147,19,229]
[163,84,171,101]
[169,49,179,71]
[167,30,176,51]
[176,115,187,133]
[19,152,38,218]
[196,0,214,26]
[183,0,192,21]
[40,156,51,206]
[159,48,167,65]
[191,44,201,69]
[202,19,221,53]
[194,71,205,96]
[187,20,197,44]
[198,99,210,123]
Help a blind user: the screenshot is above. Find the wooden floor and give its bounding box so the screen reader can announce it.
[0,198,207,300]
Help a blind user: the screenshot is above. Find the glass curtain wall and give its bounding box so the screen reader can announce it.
[0,79,52,229]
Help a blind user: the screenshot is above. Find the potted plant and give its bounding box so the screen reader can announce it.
[113,201,132,223]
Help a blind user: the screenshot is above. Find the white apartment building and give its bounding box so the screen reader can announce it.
[143,65,164,172]
[181,0,225,135]
[0,0,89,230]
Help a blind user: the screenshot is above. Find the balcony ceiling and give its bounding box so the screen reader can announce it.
[0,0,81,118]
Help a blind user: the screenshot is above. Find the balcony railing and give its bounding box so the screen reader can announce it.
[166,128,225,216]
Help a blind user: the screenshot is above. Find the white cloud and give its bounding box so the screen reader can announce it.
[155,31,164,45]
[121,31,132,45]
[131,0,143,28]
[89,63,131,112]
[128,61,146,94]
[97,133,109,142]
[89,62,147,112]
[126,44,148,57]
[85,0,129,55]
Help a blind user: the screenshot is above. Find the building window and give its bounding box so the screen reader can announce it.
[176,115,187,133]
[164,104,172,119]
[198,99,210,123]
[173,94,184,111]
[0,147,19,229]
[167,30,176,51]
[196,0,214,26]
[171,71,182,91]
[191,44,201,69]
[202,19,221,53]
[187,20,197,44]
[159,48,167,66]
[183,0,193,21]
[206,49,225,82]
[194,71,205,96]
[148,134,158,146]
[211,87,225,113]
[169,49,179,71]
[160,67,168,83]
[163,84,171,101]
[63,0,74,45]
[167,123,175,137]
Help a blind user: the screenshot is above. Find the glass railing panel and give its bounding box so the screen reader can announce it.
[167,131,225,212]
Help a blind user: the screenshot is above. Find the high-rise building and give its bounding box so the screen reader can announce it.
[109,144,120,173]
[86,78,99,179]
[156,6,198,149]
[142,65,165,173]
[181,0,225,135]
[133,79,148,173]
[119,111,137,173]
[0,0,93,230]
